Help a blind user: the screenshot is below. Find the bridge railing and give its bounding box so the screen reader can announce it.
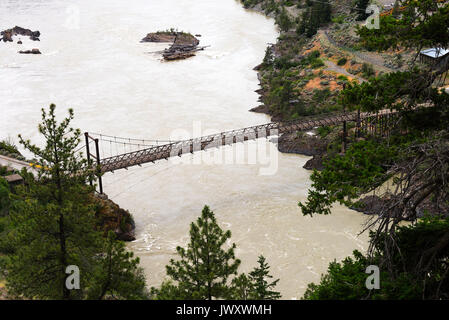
[99,121,281,172]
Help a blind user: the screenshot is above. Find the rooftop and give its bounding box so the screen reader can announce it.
[420,48,449,59]
[3,174,23,184]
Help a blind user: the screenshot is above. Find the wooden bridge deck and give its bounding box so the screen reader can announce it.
[99,112,364,173]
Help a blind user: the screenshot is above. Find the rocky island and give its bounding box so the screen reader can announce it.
[141,30,207,61]
[1,26,42,55]
[1,26,40,42]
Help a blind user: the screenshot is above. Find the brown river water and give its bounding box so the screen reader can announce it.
[0,0,369,299]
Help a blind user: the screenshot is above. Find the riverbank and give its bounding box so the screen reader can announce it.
[241,1,347,166]
[239,0,414,170]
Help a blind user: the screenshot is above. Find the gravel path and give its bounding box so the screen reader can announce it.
[324,60,366,83]
[320,30,394,73]
[0,155,37,174]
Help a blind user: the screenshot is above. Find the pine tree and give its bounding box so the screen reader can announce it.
[263,46,274,67]
[297,0,331,38]
[87,232,148,300]
[230,256,281,300]
[150,280,183,300]
[6,105,99,299]
[248,255,281,300]
[276,7,293,32]
[229,273,253,300]
[392,0,401,17]
[155,205,241,300]
[0,178,10,215]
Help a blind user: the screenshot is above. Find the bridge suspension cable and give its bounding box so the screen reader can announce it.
[89,132,176,145]
[85,132,184,161]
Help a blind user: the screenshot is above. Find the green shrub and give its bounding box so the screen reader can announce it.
[0,177,10,215]
[311,58,325,69]
[299,51,325,69]
[312,88,331,103]
[361,63,375,78]
[317,126,332,138]
[337,58,347,66]
[0,140,19,155]
[276,7,293,32]
[274,56,300,69]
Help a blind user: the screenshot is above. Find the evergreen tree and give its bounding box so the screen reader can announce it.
[230,256,281,300]
[229,273,253,300]
[6,105,99,299]
[87,232,148,300]
[297,0,331,37]
[247,255,281,300]
[0,177,10,215]
[392,0,401,17]
[153,205,241,300]
[276,7,293,32]
[150,280,183,300]
[262,46,274,67]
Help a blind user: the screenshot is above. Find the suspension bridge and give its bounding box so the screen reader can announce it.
[82,109,399,193]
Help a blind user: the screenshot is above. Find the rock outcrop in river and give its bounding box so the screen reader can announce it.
[141,30,206,61]
[278,132,327,171]
[18,49,41,54]
[93,195,136,241]
[1,26,40,42]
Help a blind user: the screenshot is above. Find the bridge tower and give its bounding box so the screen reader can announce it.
[84,132,104,194]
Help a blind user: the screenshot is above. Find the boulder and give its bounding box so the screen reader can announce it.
[1,26,40,42]
[303,155,324,171]
[115,230,136,242]
[141,31,200,45]
[253,63,263,71]
[278,132,327,156]
[18,48,41,54]
[1,31,13,42]
[141,32,176,43]
[250,104,269,115]
[94,195,137,242]
[350,195,386,215]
